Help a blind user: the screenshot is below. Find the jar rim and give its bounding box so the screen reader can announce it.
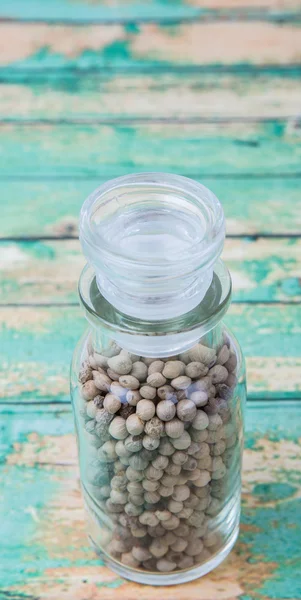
[79,172,225,269]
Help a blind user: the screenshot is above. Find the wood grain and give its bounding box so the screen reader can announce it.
[1,0,301,23]
[1,238,300,304]
[0,305,300,403]
[0,22,300,72]
[0,121,300,178]
[1,402,300,598]
[1,72,301,121]
[2,178,300,238]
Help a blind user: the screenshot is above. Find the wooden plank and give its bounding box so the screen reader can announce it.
[0,22,300,73]
[1,238,301,305]
[0,305,300,403]
[1,0,301,24]
[0,122,300,178]
[1,178,300,238]
[1,401,301,598]
[1,72,301,121]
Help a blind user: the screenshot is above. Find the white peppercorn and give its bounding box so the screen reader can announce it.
[159,439,175,456]
[131,524,147,535]
[165,418,184,439]
[165,463,179,477]
[93,371,112,392]
[144,416,164,439]
[108,416,127,440]
[103,393,121,414]
[107,353,132,375]
[211,463,227,480]
[190,391,208,407]
[126,466,144,482]
[176,399,197,422]
[142,435,160,451]
[162,515,180,531]
[194,470,211,487]
[172,484,190,502]
[126,413,144,436]
[177,556,194,569]
[191,428,208,443]
[124,434,143,453]
[224,352,237,372]
[107,368,120,381]
[157,385,175,400]
[125,389,141,406]
[125,502,143,516]
[132,546,152,562]
[217,344,230,365]
[98,440,117,461]
[142,479,159,492]
[197,456,212,470]
[162,360,185,379]
[111,474,127,491]
[139,511,159,527]
[168,499,183,514]
[110,382,126,398]
[129,454,149,471]
[209,365,228,384]
[86,400,98,419]
[161,474,178,488]
[158,484,174,497]
[170,537,188,552]
[130,361,148,382]
[148,524,166,538]
[171,376,191,390]
[172,450,188,465]
[79,361,93,384]
[145,465,164,481]
[144,491,161,504]
[119,375,140,390]
[136,399,156,421]
[185,362,208,379]
[147,372,167,388]
[171,430,191,450]
[148,360,164,375]
[189,343,216,366]
[192,410,209,431]
[185,538,204,556]
[82,380,99,400]
[156,400,176,422]
[177,507,194,519]
[140,385,156,400]
[127,481,143,494]
[110,489,128,505]
[156,558,176,572]
[152,455,169,470]
[149,539,169,558]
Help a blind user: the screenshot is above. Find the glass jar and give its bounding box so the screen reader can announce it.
[71,173,246,585]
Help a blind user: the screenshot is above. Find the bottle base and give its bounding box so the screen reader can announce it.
[89,525,239,586]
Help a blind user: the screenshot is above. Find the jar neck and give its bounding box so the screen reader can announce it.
[79,261,232,358]
[79,173,225,320]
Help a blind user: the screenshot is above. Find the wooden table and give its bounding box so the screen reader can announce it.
[1,1,301,598]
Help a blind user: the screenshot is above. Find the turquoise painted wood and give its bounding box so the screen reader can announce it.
[0,122,300,178]
[0,21,300,75]
[0,305,300,403]
[1,178,300,237]
[1,238,300,304]
[1,401,301,598]
[1,0,301,23]
[1,72,301,121]
[1,0,300,597]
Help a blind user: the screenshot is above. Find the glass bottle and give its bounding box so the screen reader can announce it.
[71,173,246,585]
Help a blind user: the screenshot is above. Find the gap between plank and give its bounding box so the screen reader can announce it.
[1,12,301,26]
[0,116,299,126]
[1,234,300,242]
